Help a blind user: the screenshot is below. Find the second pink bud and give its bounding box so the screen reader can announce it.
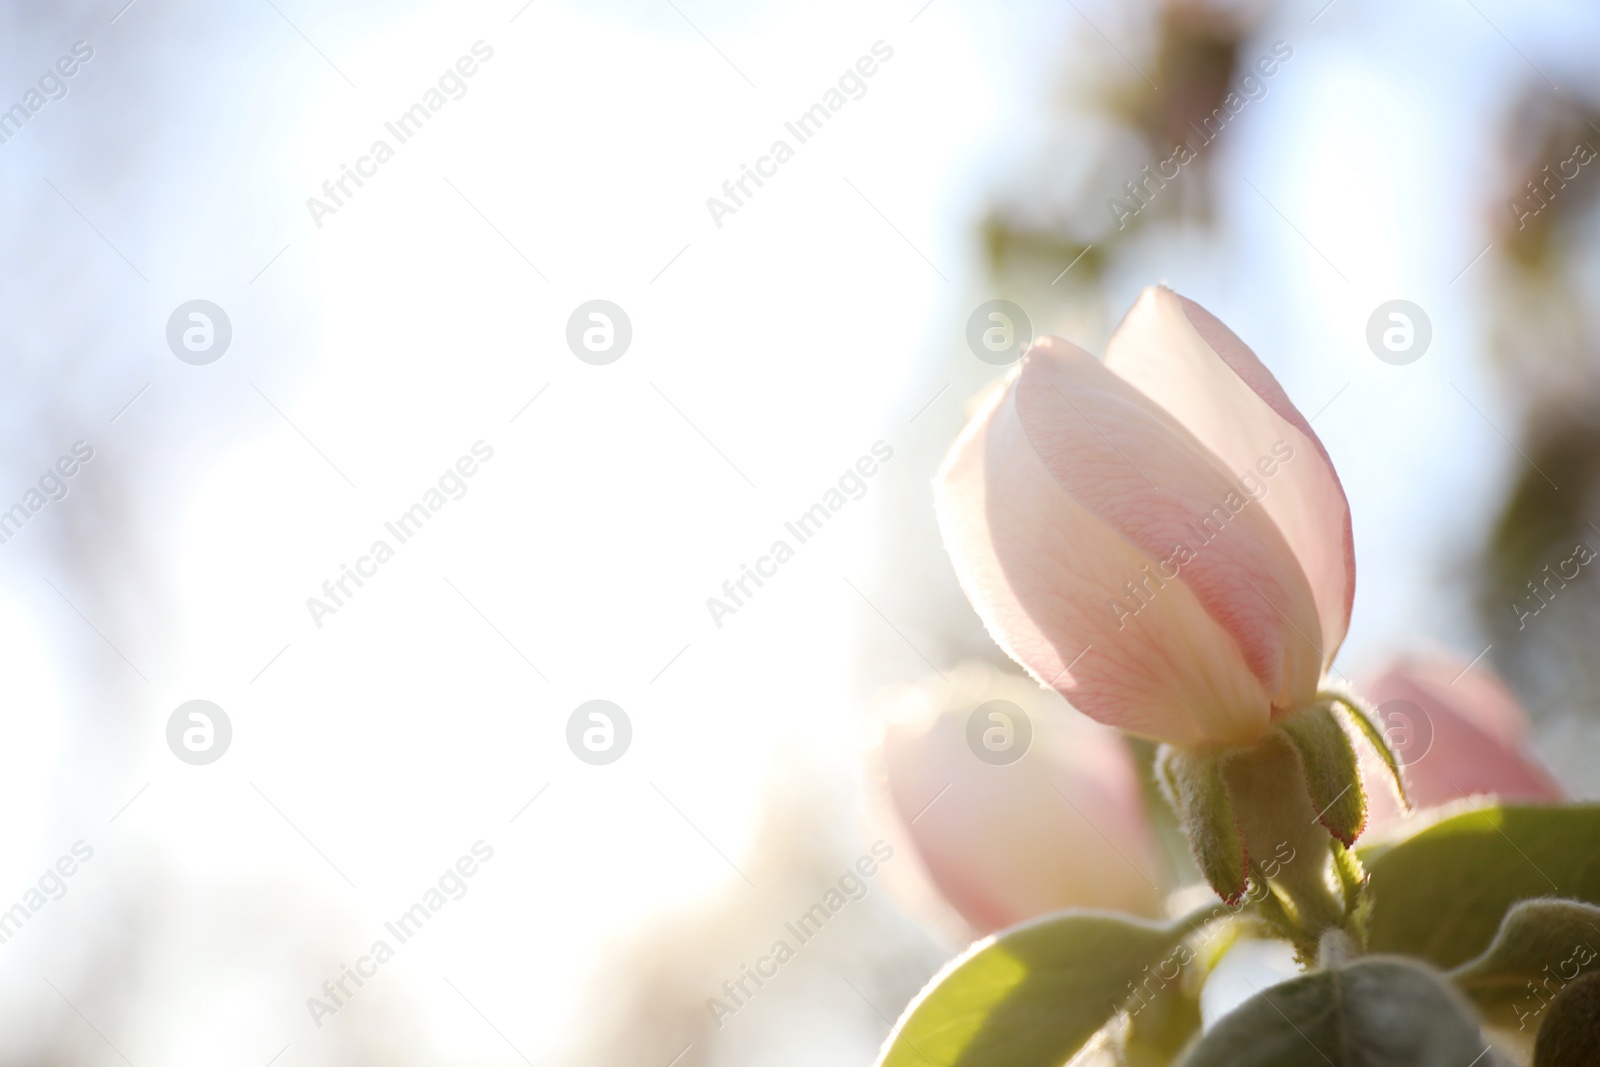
[876,664,1164,935]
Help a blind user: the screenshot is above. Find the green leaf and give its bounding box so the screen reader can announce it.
[1366,804,1600,969]
[1177,958,1488,1067]
[1448,898,1600,1027]
[1276,704,1365,847]
[1535,971,1600,1067]
[1121,969,1203,1067]
[875,910,1197,1067]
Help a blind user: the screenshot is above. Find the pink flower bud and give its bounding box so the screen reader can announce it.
[876,665,1162,934]
[1359,654,1562,834]
[935,286,1354,744]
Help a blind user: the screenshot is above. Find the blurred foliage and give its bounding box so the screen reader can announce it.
[1129,4,1253,157]
[1534,970,1600,1067]
[978,0,1263,287]
[1485,414,1600,605]
[1479,84,1600,727]
[1494,89,1600,269]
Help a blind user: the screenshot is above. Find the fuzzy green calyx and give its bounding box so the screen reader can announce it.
[1157,744,1248,906]
[1157,698,1397,954]
[1277,703,1366,846]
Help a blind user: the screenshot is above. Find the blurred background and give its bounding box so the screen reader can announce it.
[2,0,1599,1064]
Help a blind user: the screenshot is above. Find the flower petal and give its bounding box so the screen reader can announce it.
[935,347,1272,744]
[1104,286,1356,666]
[1371,657,1561,802]
[879,664,1162,932]
[1373,654,1533,750]
[1360,655,1562,835]
[1014,336,1325,714]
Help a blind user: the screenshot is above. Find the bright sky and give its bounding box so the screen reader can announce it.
[1,0,1596,1064]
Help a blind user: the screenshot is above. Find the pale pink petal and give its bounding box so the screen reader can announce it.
[1015,337,1325,712]
[1368,657,1561,805]
[881,665,1162,932]
[1369,654,1532,749]
[935,347,1272,744]
[1360,655,1562,835]
[1104,287,1356,669]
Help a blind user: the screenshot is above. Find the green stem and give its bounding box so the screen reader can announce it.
[1251,836,1371,967]
[1331,838,1372,950]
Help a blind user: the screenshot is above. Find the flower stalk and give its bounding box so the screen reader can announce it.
[1157,695,1397,965]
